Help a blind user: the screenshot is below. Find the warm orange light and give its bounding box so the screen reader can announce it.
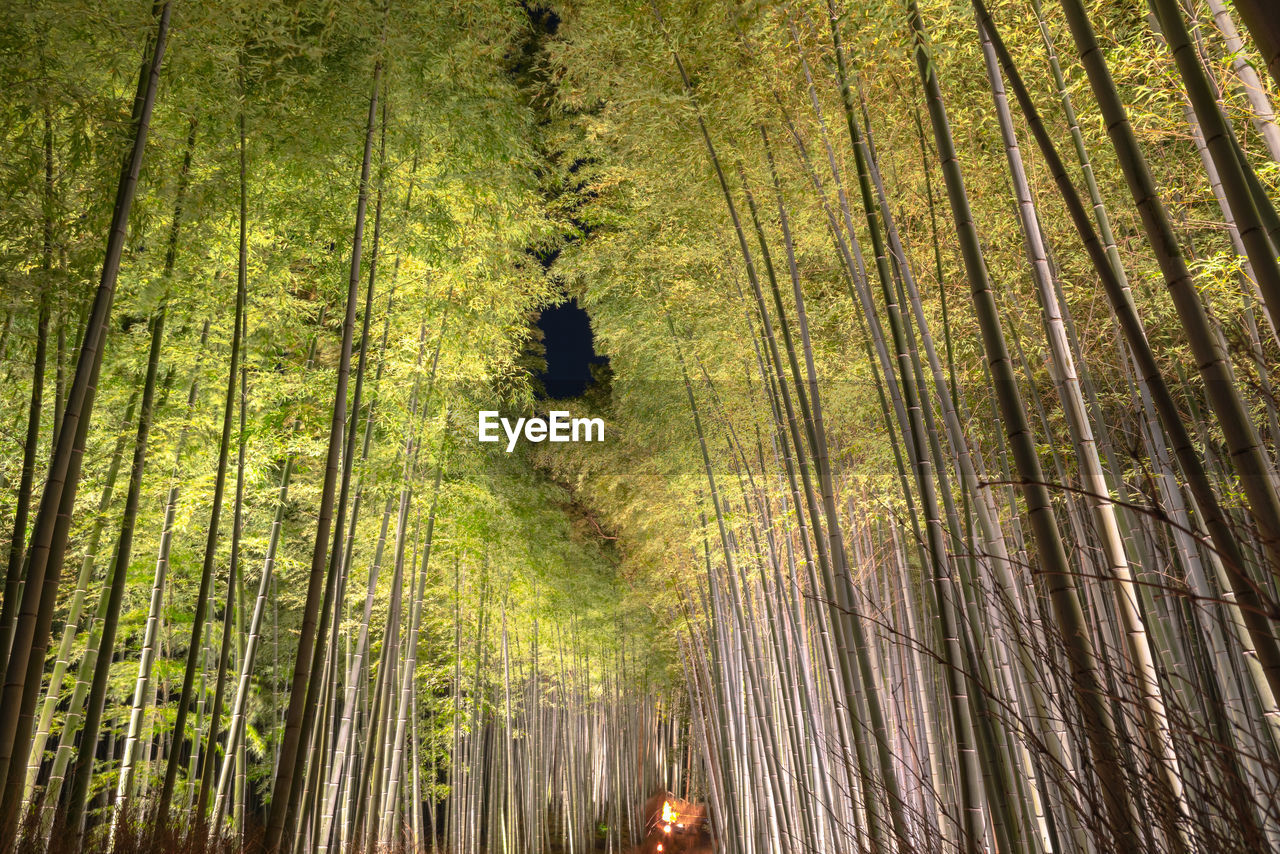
[662,801,679,824]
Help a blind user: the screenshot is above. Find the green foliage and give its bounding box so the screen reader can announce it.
[2,0,1279,845]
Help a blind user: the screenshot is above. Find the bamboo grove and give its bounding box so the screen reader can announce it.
[2,0,1280,852]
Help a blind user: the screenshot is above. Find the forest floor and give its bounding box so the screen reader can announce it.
[29,818,624,854]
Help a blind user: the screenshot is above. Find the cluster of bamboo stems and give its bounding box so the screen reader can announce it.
[5,0,1280,850]
[652,0,1280,851]
[0,3,667,850]
[445,617,693,854]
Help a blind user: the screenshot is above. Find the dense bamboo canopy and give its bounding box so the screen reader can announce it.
[2,0,1280,852]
